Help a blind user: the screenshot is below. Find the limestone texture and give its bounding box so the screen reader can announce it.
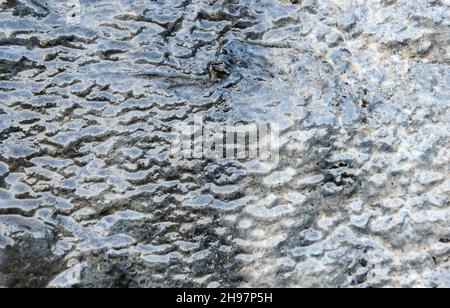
[0,0,449,288]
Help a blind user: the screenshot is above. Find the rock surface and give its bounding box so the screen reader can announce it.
[0,0,449,288]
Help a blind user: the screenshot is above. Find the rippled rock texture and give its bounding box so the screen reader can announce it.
[0,0,449,288]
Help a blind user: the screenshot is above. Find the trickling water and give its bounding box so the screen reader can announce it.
[0,0,449,288]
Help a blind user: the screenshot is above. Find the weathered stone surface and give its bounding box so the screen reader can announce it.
[0,0,448,288]
[0,216,61,287]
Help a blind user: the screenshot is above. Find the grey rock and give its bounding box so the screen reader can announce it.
[48,263,88,288]
[340,98,360,125]
[263,168,296,188]
[78,235,136,251]
[325,33,343,47]
[0,216,61,287]
[0,0,448,289]
[0,162,8,178]
[142,254,172,267]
